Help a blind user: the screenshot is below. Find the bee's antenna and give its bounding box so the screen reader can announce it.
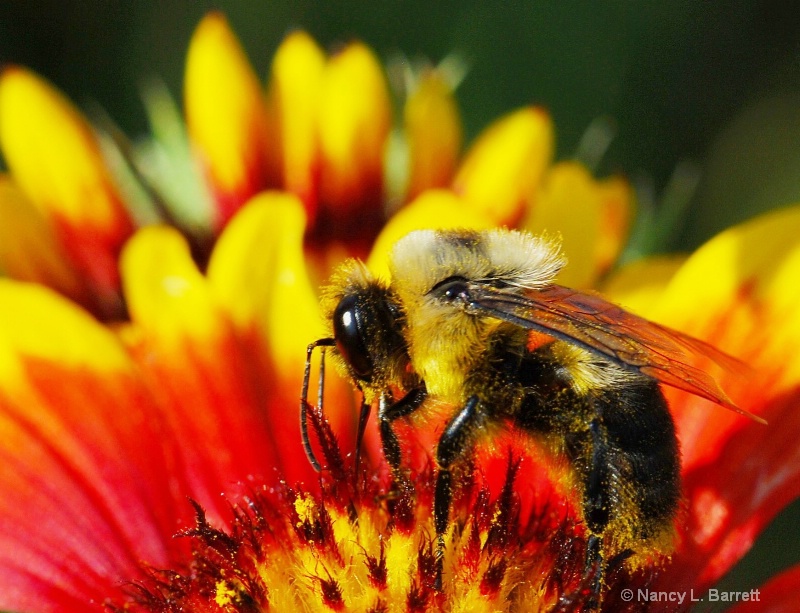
[301,338,335,472]
[317,346,327,411]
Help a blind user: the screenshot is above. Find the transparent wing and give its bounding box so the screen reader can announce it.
[469,283,764,424]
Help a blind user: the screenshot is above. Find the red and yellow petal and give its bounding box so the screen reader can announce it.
[595,173,633,274]
[120,224,316,500]
[0,176,85,301]
[207,192,358,474]
[649,204,800,591]
[654,204,800,463]
[207,192,322,375]
[0,67,133,317]
[404,70,462,200]
[265,31,326,216]
[453,106,553,226]
[185,12,272,227]
[318,42,391,215]
[0,281,189,612]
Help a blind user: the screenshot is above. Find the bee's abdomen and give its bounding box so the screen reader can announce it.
[599,380,681,535]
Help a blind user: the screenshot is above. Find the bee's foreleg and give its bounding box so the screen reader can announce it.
[583,418,611,601]
[378,386,427,474]
[353,399,371,477]
[434,394,481,591]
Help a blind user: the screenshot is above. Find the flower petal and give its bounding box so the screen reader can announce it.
[662,387,800,593]
[650,204,800,590]
[523,162,632,288]
[0,281,188,611]
[0,67,133,317]
[121,225,224,349]
[0,175,85,301]
[121,224,318,492]
[453,106,553,225]
[185,12,271,227]
[594,173,633,273]
[266,31,326,215]
[318,42,391,215]
[601,254,687,315]
[207,192,321,375]
[404,70,462,200]
[366,189,495,280]
[207,192,358,476]
[727,563,800,613]
[654,204,800,463]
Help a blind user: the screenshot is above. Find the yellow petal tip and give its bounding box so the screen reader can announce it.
[454,106,554,225]
[185,11,270,223]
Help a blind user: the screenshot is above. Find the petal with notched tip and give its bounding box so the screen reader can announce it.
[524,162,632,288]
[120,225,314,495]
[207,193,359,472]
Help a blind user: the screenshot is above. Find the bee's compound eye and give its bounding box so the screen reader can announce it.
[432,277,471,302]
[333,294,374,381]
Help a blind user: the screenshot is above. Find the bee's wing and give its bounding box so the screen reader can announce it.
[471,283,765,424]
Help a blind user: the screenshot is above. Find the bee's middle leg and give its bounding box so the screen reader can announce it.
[434,394,481,590]
[378,386,427,475]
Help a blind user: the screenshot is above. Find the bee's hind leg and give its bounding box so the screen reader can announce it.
[582,418,611,604]
[585,534,604,599]
[434,395,481,591]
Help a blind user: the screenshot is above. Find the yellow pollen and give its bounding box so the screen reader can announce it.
[294,493,317,526]
[214,580,237,607]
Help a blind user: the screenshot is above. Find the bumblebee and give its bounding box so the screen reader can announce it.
[301,228,762,593]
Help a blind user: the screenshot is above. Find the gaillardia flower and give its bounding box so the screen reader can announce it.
[0,11,798,613]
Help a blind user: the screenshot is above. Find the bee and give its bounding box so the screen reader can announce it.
[300,228,763,594]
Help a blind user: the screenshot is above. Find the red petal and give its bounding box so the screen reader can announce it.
[0,282,193,611]
[660,388,800,592]
[650,205,800,590]
[727,564,800,613]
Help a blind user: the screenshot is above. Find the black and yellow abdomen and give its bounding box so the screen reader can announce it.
[477,336,681,564]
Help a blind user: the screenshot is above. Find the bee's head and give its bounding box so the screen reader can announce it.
[390,228,565,295]
[322,261,409,394]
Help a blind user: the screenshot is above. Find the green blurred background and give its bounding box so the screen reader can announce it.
[1,0,799,604]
